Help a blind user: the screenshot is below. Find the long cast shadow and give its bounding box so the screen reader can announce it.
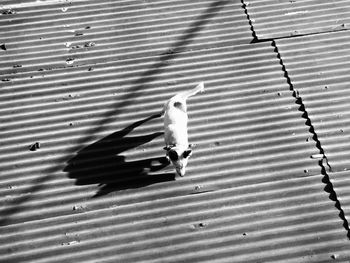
[64,114,173,197]
[0,0,229,226]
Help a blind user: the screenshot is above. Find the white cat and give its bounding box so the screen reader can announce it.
[162,82,204,176]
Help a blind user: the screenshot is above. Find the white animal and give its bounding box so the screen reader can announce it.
[162,82,204,176]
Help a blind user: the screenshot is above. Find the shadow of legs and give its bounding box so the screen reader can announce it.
[65,114,174,197]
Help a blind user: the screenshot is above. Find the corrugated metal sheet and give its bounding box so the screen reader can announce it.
[330,171,350,224]
[276,31,350,173]
[2,176,350,263]
[0,0,251,75]
[1,0,350,262]
[276,30,350,232]
[243,0,350,40]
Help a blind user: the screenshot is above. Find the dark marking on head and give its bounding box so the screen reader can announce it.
[174,101,182,107]
[173,101,186,113]
[168,149,179,161]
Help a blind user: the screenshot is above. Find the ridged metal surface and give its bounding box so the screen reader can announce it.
[0,0,251,75]
[330,171,350,224]
[244,0,350,40]
[276,30,350,229]
[276,31,350,173]
[2,176,350,263]
[1,0,350,262]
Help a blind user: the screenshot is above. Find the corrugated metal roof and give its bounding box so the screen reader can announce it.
[276,31,350,174]
[2,176,350,263]
[243,0,350,40]
[1,40,324,222]
[0,0,251,74]
[330,171,350,224]
[1,0,350,262]
[276,30,350,234]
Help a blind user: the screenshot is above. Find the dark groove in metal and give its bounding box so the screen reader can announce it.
[250,28,350,44]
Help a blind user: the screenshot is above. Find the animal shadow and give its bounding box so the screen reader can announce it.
[64,114,174,197]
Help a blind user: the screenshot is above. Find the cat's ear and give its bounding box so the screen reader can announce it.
[163,146,172,151]
[183,149,192,159]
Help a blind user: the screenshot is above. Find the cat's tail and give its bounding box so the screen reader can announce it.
[178,82,204,100]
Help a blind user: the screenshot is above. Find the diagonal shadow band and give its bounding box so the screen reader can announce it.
[0,0,230,226]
